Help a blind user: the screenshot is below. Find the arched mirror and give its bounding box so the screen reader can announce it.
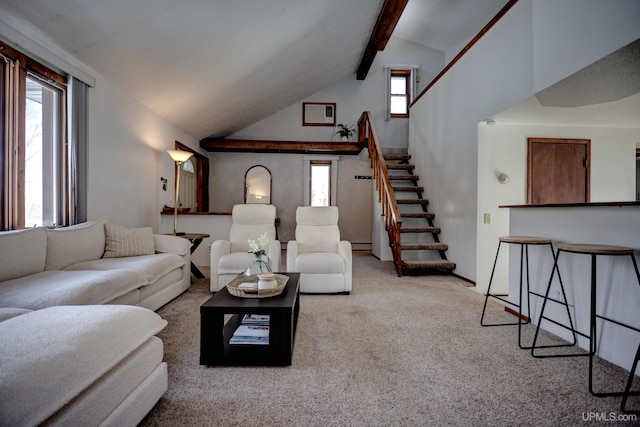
[245,165,272,204]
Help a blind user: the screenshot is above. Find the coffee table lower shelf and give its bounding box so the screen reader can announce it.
[200,273,300,366]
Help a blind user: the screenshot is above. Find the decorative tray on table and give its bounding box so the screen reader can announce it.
[226,274,289,298]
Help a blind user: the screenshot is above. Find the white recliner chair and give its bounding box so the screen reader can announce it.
[287,206,352,294]
[210,204,281,292]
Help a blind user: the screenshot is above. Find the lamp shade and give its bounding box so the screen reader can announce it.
[167,149,193,163]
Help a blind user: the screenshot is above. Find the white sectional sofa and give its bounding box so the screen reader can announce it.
[0,218,191,311]
[0,219,191,426]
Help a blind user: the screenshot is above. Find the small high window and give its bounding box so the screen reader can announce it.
[389,69,411,118]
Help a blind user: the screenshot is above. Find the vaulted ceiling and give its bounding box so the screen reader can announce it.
[493,37,640,127]
[0,0,510,139]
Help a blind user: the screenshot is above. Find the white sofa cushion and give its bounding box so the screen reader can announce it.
[0,307,32,322]
[45,219,107,270]
[0,270,147,309]
[153,233,191,256]
[66,253,185,285]
[103,223,155,258]
[0,227,47,282]
[48,336,165,426]
[0,305,167,427]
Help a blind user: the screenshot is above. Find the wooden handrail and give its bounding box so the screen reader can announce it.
[357,1,519,276]
[411,0,518,106]
[358,112,404,276]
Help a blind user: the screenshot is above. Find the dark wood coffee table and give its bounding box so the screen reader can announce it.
[200,273,300,366]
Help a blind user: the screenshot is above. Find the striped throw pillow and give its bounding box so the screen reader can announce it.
[103,223,155,258]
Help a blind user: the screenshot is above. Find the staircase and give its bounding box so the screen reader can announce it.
[384,151,456,275]
[358,111,455,276]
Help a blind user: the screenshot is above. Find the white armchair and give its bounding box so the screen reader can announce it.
[210,204,281,292]
[287,206,352,294]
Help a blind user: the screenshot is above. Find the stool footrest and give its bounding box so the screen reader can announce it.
[481,293,527,327]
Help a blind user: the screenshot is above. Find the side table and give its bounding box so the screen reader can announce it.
[174,233,209,279]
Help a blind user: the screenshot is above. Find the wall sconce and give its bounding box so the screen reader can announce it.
[167,149,194,235]
[497,172,509,185]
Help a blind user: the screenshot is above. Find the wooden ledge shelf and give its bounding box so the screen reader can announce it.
[500,201,640,208]
[200,138,366,155]
[160,211,231,215]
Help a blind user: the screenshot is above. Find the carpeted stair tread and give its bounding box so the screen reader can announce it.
[397,199,429,205]
[401,242,449,251]
[401,212,435,219]
[393,186,424,192]
[389,175,420,180]
[403,259,456,270]
[383,154,411,161]
[400,227,440,233]
[387,164,415,170]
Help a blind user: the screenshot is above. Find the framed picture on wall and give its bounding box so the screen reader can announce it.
[302,102,336,126]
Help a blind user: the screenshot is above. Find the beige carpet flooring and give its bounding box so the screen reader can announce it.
[140,253,638,427]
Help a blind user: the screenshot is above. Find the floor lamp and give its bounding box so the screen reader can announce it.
[167,149,194,235]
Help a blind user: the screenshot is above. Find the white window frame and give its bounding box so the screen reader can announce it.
[303,155,339,206]
[384,64,420,121]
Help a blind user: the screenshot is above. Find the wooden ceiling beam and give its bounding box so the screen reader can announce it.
[200,138,365,155]
[356,0,409,80]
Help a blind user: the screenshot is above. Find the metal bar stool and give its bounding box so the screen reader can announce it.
[531,243,640,398]
[481,236,573,349]
[621,342,640,414]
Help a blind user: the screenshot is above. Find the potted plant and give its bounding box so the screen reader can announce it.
[335,122,355,142]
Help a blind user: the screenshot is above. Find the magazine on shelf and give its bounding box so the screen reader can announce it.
[241,314,270,325]
[229,335,269,345]
[234,325,269,337]
[230,323,270,345]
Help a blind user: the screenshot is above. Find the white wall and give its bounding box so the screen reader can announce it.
[87,78,201,229]
[476,123,640,295]
[233,37,443,149]
[206,151,373,247]
[409,0,640,282]
[0,8,202,231]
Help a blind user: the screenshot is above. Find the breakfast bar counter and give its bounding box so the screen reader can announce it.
[499,202,640,373]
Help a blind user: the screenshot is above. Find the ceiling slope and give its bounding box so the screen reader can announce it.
[0,0,384,139]
[0,0,518,139]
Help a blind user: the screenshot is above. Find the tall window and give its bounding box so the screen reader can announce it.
[304,156,338,206]
[25,77,63,228]
[1,42,67,230]
[389,69,411,118]
[310,161,331,206]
